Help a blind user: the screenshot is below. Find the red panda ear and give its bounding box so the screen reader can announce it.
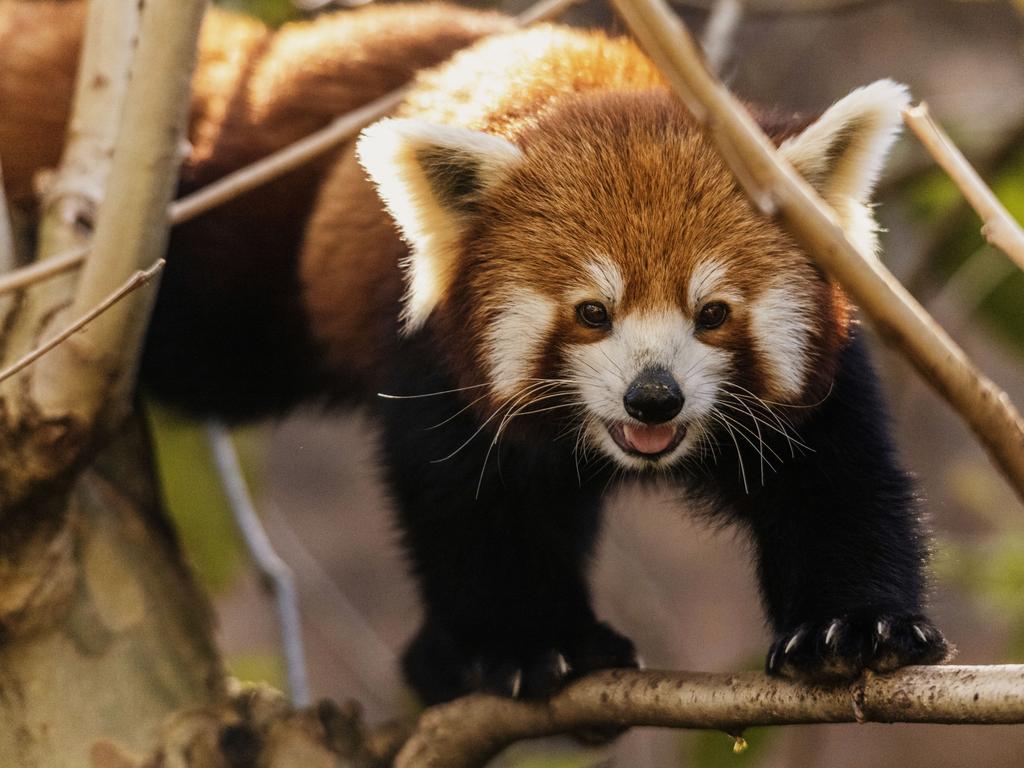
[357,118,523,332]
[779,79,910,255]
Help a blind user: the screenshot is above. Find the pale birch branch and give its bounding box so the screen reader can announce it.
[904,103,1024,274]
[609,0,1024,502]
[30,0,208,425]
[34,0,141,263]
[396,666,1024,768]
[0,0,144,415]
[0,245,88,296]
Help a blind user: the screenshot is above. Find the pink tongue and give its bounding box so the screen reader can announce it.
[622,423,676,454]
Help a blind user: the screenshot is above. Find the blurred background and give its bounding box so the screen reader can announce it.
[146,0,1024,765]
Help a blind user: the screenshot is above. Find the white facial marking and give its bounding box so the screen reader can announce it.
[564,308,731,469]
[778,79,910,259]
[749,284,814,400]
[687,258,731,310]
[485,289,557,399]
[581,254,625,305]
[356,118,524,332]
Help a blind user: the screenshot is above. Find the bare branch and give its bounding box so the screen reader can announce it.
[904,103,1024,274]
[396,666,1024,768]
[0,259,163,385]
[166,89,407,225]
[207,420,310,709]
[609,0,1024,502]
[0,245,88,297]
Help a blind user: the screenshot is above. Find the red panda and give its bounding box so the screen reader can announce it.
[1,1,948,705]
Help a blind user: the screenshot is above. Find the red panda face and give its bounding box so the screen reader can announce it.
[358,81,908,471]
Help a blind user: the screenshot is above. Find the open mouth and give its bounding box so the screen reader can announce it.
[607,421,686,459]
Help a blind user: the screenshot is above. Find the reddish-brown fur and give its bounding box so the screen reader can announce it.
[301,26,849,409]
[0,1,512,414]
[0,2,946,703]
[0,0,511,239]
[0,2,844,408]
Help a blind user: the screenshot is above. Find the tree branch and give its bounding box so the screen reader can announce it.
[34,0,141,263]
[396,666,1024,768]
[0,259,163,385]
[903,102,1024,273]
[608,0,1024,503]
[29,0,207,426]
[0,0,144,426]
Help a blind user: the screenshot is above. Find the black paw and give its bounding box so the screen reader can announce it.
[766,613,950,683]
[402,620,639,704]
[470,621,640,700]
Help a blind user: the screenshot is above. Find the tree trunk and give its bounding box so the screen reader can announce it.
[0,419,224,767]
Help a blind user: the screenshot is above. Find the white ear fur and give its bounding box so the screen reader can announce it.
[779,79,910,255]
[357,118,523,332]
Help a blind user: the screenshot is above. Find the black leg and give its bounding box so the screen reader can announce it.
[701,331,950,681]
[377,352,637,704]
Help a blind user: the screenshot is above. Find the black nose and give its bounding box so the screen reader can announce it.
[623,368,684,424]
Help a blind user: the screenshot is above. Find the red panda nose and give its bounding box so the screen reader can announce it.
[623,368,684,424]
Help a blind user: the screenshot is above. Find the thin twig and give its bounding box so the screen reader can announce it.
[609,0,1024,502]
[397,666,1024,768]
[904,103,1024,274]
[0,0,582,300]
[0,260,163,385]
[0,246,88,296]
[166,89,407,225]
[262,500,401,712]
[207,420,311,708]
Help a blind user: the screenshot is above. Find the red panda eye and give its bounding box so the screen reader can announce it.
[697,301,729,330]
[576,301,610,328]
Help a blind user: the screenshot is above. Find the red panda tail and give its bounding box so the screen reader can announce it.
[0,1,86,205]
[141,4,513,421]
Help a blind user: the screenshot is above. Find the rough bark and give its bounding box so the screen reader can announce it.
[0,3,225,767]
[0,420,224,768]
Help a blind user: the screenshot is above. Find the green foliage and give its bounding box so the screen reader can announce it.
[907,143,1024,356]
[144,400,266,594]
[685,727,778,768]
[228,651,287,688]
[936,533,1024,659]
[905,171,960,224]
[215,0,298,26]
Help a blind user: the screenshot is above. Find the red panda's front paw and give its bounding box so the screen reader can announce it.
[474,622,639,700]
[766,613,951,683]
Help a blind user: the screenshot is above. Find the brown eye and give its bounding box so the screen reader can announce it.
[697,301,729,331]
[576,301,610,329]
